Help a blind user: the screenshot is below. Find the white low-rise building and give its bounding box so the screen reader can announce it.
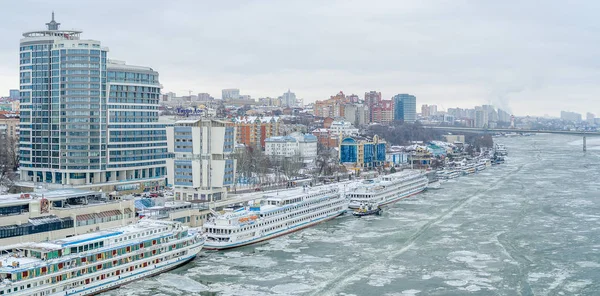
[265,132,318,163]
[0,189,135,245]
[265,135,298,158]
[329,120,359,136]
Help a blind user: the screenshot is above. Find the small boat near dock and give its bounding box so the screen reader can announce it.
[353,203,382,217]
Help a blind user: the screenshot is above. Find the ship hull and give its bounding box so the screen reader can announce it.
[51,244,203,296]
[204,210,346,251]
[86,255,198,296]
[348,185,426,209]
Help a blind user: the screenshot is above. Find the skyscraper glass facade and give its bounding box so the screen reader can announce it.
[106,62,168,181]
[392,94,417,123]
[18,15,167,189]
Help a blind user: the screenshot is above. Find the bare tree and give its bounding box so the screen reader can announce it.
[272,152,304,182]
[315,143,340,177]
[0,134,18,193]
[233,146,274,187]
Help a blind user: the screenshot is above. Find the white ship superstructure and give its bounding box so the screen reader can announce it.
[437,169,461,180]
[495,144,508,156]
[0,220,203,296]
[347,171,428,209]
[203,186,346,250]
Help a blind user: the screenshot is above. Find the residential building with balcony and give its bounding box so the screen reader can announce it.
[265,132,318,163]
[0,113,20,140]
[232,116,281,149]
[172,119,236,202]
[329,119,359,136]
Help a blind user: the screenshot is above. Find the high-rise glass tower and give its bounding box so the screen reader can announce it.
[19,14,167,191]
[392,94,416,123]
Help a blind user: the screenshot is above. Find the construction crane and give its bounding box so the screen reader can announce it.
[179,90,194,97]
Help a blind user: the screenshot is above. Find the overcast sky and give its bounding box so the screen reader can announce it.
[1,0,599,116]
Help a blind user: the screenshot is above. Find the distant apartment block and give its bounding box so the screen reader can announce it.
[343,104,369,127]
[0,113,20,140]
[9,89,20,99]
[371,100,394,124]
[197,93,212,101]
[280,89,297,107]
[222,88,240,100]
[474,108,488,128]
[313,91,348,118]
[586,112,595,124]
[392,94,416,123]
[233,116,281,148]
[329,119,359,136]
[265,132,318,163]
[560,111,582,122]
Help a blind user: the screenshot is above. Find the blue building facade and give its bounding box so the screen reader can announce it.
[106,61,169,184]
[339,136,386,168]
[9,89,20,99]
[392,94,417,123]
[339,138,358,163]
[19,19,108,184]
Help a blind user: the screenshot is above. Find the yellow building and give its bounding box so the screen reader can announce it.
[0,113,19,140]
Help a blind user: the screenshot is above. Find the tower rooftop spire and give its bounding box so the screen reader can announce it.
[46,11,60,30]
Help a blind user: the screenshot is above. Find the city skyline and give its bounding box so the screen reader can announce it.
[1,1,600,116]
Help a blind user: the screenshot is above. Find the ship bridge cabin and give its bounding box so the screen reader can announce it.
[263,186,339,207]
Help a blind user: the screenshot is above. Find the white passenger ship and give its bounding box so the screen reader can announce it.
[495,144,508,156]
[203,186,346,250]
[437,169,460,180]
[347,171,428,209]
[0,220,204,296]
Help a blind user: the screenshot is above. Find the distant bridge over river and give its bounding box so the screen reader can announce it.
[424,126,600,151]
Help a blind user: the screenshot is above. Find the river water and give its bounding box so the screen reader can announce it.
[107,134,600,296]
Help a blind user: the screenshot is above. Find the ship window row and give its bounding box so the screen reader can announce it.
[261,197,335,218]
[217,201,342,234]
[9,232,186,283]
[8,246,190,296]
[69,241,105,254]
[273,206,341,232]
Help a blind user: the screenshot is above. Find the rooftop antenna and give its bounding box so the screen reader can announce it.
[46,11,60,30]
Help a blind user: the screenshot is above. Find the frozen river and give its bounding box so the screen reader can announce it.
[106,134,600,295]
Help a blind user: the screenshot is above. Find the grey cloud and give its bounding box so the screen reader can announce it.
[1,0,600,116]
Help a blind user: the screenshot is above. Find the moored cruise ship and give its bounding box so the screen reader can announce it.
[495,144,508,156]
[347,171,428,209]
[203,186,346,250]
[437,169,460,180]
[0,220,204,296]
